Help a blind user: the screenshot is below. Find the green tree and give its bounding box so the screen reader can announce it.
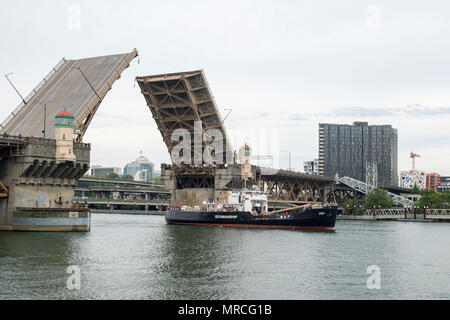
[364,188,393,209]
[411,186,421,195]
[106,172,119,179]
[344,198,361,214]
[151,177,162,184]
[416,189,449,209]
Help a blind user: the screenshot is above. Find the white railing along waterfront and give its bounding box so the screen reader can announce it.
[365,209,407,216]
[426,209,450,216]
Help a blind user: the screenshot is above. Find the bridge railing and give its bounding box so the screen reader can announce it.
[0,58,67,131]
[426,209,450,216]
[365,209,407,216]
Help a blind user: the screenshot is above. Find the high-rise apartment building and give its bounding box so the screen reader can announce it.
[437,176,450,193]
[426,173,441,191]
[303,159,319,175]
[318,122,398,186]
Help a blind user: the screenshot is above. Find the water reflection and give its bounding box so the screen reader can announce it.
[1,216,450,300]
[0,231,88,299]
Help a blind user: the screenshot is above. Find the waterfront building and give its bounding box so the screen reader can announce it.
[426,173,441,191]
[124,155,154,181]
[303,159,319,175]
[437,176,450,193]
[318,122,398,186]
[400,170,426,189]
[91,166,122,176]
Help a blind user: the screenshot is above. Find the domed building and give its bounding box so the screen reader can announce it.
[124,154,154,181]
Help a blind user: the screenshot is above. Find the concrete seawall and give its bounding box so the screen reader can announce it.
[1,208,91,231]
[91,209,165,216]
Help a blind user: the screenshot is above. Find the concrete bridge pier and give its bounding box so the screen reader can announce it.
[0,135,90,231]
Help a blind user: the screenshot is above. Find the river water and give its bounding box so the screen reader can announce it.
[1,214,449,300]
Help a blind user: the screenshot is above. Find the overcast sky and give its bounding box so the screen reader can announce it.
[1,0,450,175]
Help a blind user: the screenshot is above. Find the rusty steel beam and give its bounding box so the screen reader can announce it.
[267,200,323,204]
[255,170,332,203]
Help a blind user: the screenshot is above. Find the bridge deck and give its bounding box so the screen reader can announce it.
[1,50,138,142]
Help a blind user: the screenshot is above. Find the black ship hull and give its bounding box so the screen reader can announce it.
[165,205,338,230]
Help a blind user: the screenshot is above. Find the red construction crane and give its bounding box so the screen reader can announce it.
[410,152,421,171]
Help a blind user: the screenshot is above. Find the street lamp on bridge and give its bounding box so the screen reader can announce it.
[4,72,26,105]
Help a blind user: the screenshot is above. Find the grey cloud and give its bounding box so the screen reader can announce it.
[233,104,450,122]
[320,104,450,118]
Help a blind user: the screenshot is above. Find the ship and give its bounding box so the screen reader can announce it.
[165,187,338,230]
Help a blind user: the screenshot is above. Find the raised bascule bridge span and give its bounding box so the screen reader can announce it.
[136,70,338,208]
[1,49,138,142]
[136,70,233,165]
[136,69,415,209]
[0,50,138,231]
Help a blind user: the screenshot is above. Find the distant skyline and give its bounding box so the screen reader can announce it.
[1,0,450,175]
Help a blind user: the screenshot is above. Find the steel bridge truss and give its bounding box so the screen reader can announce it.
[173,165,215,189]
[336,176,413,208]
[327,186,366,203]
[136,70,233,165]
[255,169,333,203]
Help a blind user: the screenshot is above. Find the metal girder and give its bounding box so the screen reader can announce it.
[173,165,215,189]
[254,167,333,203]
[136,70,233,165]
[176,175,215,189]
[327,188,365,203]
[255,170,332,203]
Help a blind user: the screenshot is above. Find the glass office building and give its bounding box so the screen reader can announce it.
[124,156,154,181]
[318,122,398,186]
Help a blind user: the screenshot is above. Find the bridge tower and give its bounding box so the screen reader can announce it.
[55,110,76,163]
[238,144,252,187]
